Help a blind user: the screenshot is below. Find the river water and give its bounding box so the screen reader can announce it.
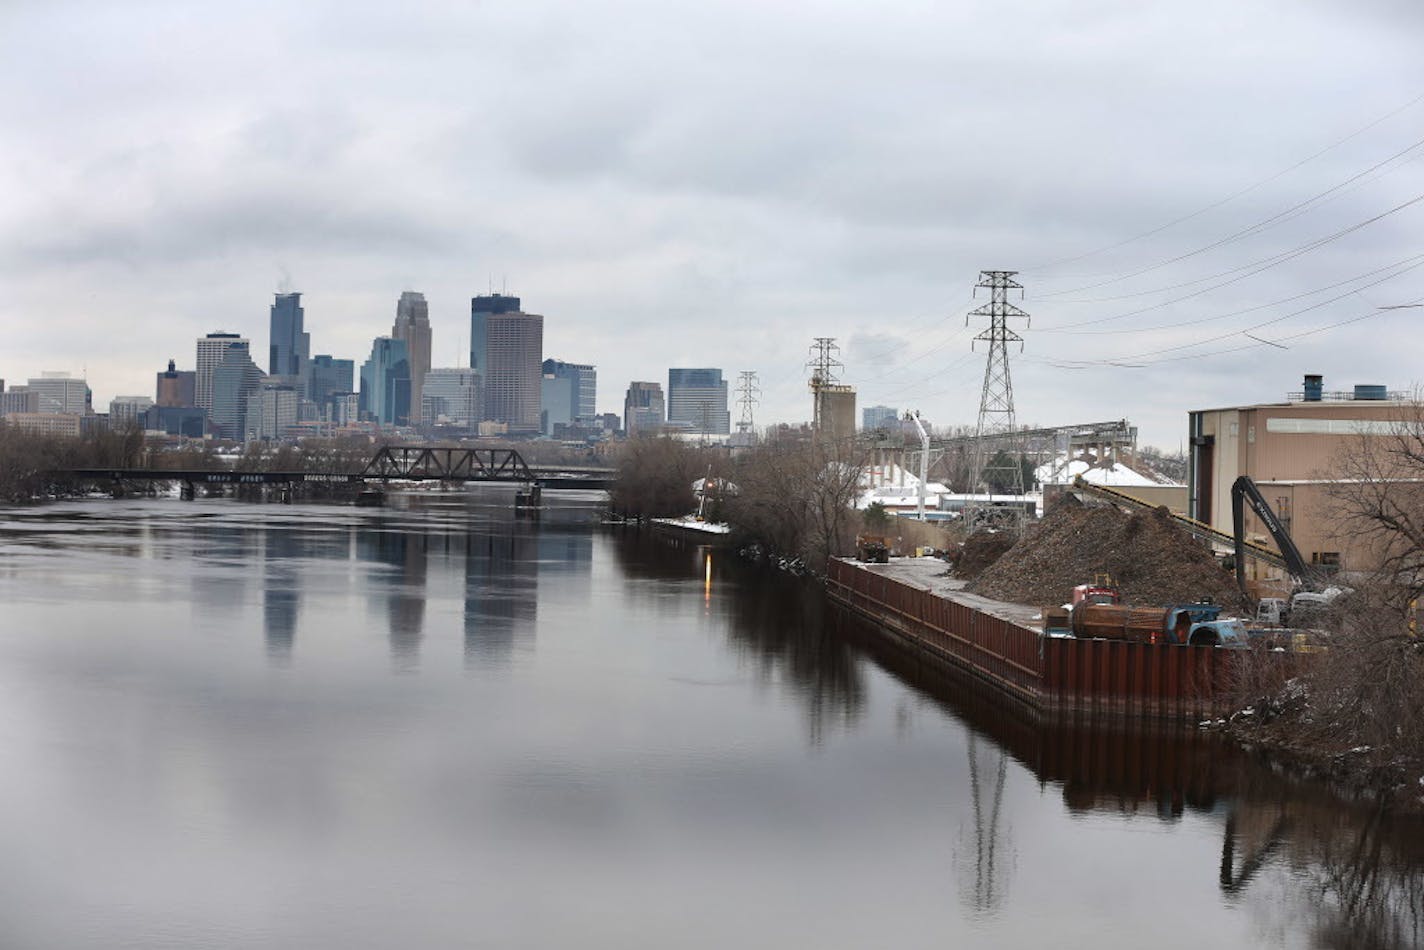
[0,491,1419,949]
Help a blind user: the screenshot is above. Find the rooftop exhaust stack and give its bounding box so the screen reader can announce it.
[1303,374,1323,402]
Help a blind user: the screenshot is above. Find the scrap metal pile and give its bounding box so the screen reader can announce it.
[966,497,1248,609]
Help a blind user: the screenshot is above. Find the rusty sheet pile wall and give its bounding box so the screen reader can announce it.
[827,559,1241,721]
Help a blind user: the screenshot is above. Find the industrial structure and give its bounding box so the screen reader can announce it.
[807,337,856,442]
[1189,373,1413,587]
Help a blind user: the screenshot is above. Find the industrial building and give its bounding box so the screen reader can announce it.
[1189,373,1413,586]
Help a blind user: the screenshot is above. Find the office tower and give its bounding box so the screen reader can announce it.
[269,292,311,385]
[155,359,197,408]
[392,292,433,425]
[209,344,266,439]
[244,382,300,441]
[0,386,37,416]
[196,332,247,410]
[469,293,521,388]
[27,372,89,415]
[109,396,154,428]
[863,405,897,432]
[542,359,596,425]
[485,307,543,433]
[667,368,731,435]
[422,368,481,431]
[308,354,355,417]
[359,337,411,426]
[623,381,665,436]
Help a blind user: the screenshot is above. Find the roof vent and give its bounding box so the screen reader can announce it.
[1303,374,1323,402]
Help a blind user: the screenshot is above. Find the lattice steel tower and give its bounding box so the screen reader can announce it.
[967,270,1030,498]
[734,371,761,436]
[806,338,843,430]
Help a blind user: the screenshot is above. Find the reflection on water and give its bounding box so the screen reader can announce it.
[0,494,1419,949]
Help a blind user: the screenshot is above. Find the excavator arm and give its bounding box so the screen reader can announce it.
[1231,475,1314,594]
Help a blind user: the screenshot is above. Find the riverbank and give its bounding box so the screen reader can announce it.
[831,554,1424,810]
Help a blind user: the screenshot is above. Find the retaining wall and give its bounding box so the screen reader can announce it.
[827,558,1248,722]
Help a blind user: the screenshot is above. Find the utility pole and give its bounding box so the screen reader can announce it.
[967,271,1029,522]
[734,371,760,439]
[806,337,843,431]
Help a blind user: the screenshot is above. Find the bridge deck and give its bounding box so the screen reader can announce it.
[66,469,614,490]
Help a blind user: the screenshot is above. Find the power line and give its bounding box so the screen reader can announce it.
[1036,132,1424,299]
[1031,190,1424,331]
[1038,252,1424,335]
[1021,88,1424,275]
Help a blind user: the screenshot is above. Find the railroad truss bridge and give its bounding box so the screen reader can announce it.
[67,446,616,503]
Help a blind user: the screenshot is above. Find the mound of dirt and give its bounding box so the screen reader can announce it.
[968,502,1248,609]
[952,530,1018,579]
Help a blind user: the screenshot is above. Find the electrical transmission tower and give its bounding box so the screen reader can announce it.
[734,371,761,437]
[967,270,1030,510]
[806,337,844,431]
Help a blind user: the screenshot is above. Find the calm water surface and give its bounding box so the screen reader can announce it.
[0,492,1420,949]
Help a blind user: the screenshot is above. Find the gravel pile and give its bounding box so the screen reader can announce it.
[968,499,1248,609]
[952,530,1018,579]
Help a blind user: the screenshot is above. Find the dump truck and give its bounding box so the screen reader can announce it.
[1044,601,1247,647]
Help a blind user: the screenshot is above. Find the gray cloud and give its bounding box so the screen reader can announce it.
[1,0,1422,445]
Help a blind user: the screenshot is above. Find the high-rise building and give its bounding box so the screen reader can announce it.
[269,292,311,386]
[109,396,154,428]
[27,372,89,415]
[244,382,300,442]
[308,354,355,417]
[863,405,898,432]
[542,359,596,425]
[0,386,38,416]
[359,337,411,426]
[485,308,543,433]
[155,359,197,408]
[667,368,731,435]
[422,368,481,431]
[209,344,266,439]
[469,293,521,388]
[393,292,433,425]
[623,382,665,436]
[196,332,246,410]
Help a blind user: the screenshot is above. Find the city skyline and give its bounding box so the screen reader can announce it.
[5,4,1424,448]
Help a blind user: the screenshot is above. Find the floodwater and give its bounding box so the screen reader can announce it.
[0,491,1420,949]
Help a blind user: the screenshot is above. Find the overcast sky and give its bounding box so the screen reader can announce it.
[3,0,1422,447]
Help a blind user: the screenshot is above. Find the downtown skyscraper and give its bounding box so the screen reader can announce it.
[269,292,311,388]
[486,309,543,433]
[392,292,432,425]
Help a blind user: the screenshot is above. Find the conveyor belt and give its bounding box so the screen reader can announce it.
[1070,476,1287,571]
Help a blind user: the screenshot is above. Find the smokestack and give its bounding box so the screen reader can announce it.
[1303,373,1323,402]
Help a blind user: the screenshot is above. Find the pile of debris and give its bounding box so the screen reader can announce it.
[951,530,1018,580]
[969,497,1248,609]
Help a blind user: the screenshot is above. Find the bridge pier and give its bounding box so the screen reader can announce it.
[180,480,195,501]
[515,484,542,515]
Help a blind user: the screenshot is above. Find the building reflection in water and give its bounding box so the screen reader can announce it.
[261,527,300,665]
[356,524,428,672]
[463,529,539,668]
[827,602,1424,947]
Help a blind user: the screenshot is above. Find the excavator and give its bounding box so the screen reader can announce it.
[1231,475,1342,626]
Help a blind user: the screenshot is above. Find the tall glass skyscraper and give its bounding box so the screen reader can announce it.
[393,292,432,425]
[667,368,730,435]
[269,292,311,385]
[360,337,411,426]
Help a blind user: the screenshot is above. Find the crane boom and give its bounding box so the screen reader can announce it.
[1231,475,1315,594]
